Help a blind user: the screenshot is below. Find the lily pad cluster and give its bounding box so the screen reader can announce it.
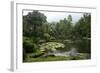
[39,42,65,52]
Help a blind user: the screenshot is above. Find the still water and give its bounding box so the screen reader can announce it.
[63,39,91,53]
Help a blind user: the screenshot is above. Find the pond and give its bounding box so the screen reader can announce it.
[63,39,91,53]
[60,39,91,59]
[39,39,91,59]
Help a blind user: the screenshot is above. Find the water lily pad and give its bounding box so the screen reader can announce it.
[40,42,65,52]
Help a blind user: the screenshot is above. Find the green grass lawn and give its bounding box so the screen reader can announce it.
[24,56,69,62]
[23,53,90,62]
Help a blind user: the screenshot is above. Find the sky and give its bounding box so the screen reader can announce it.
[23,10,84,23]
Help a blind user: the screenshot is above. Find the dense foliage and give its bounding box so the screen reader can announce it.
[23,10,91,62]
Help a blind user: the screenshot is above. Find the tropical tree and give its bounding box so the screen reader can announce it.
[73,13,91,39]
[23,10,47,38]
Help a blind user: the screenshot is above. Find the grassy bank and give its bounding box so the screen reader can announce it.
[23,53,90,62]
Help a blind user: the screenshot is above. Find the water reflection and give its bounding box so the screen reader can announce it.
[47,39,91,60]
[63,39,91,53]
[57,39,91,59]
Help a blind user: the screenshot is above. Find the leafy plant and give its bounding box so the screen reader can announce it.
[39,42,65,52]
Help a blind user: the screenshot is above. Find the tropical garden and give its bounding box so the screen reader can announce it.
[23,10,91,62]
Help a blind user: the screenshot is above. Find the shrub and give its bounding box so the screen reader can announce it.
[23,37,36,53]
[43,33,50,41]
[39,42,65,53]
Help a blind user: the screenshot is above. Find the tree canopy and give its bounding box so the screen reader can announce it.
[23,10,91,61]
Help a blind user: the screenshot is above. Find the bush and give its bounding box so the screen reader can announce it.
[23,37,36,53]
[43,33,50,41]
[39,42,65,53]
